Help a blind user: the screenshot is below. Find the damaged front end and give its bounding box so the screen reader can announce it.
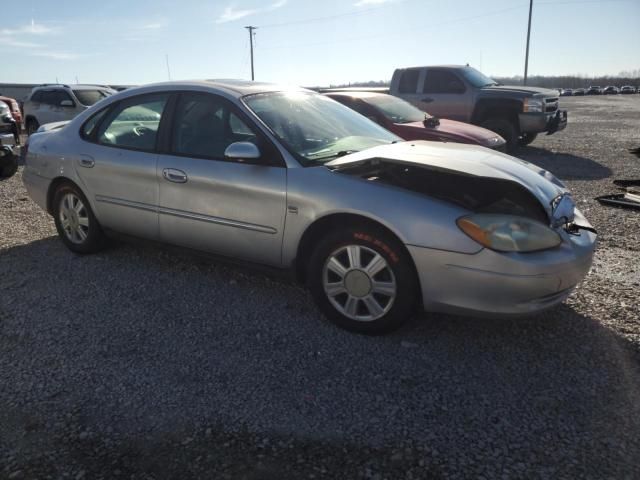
[331,157,596,247]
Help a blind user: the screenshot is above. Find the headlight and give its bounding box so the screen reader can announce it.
[523,98,544,112]
[456,214,562,252]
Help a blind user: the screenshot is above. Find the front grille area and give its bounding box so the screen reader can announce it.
[545,97,559,113]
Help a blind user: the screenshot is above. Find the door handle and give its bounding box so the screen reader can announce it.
[421,97,434,103]
[78,155,95,168]
[163,168,188,183]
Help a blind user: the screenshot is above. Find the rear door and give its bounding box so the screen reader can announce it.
[73,92,170,239]
[419,69,473,122]
[157,91,287,266]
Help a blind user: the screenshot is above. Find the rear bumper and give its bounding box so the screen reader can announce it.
[518,110,567,135]
[408,226,596,317]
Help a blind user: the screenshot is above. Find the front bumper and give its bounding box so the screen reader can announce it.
[518,109,568,135]
[0,132,15,147]
[408,225,596,317]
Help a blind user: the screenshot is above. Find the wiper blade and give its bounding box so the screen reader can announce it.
[308,150,359,162]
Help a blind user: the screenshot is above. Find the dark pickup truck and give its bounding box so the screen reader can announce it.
[389,65,567,150]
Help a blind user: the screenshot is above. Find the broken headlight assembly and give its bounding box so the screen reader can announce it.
[456,214,562,253]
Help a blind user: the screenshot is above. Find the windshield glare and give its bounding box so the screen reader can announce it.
[72,89,112,106]
[365,95,428,124]
[244,91,400,165]
[459,67,498,88]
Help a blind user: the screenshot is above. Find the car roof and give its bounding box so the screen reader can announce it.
[116,79,309,99]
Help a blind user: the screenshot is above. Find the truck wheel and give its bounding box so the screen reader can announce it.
[308,226,418,334]
[481,118,518,152]
[518,133,538,146]
[26,119,39,136]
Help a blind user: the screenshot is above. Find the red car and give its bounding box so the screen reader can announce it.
[0,94,23,129]
[325,91,506,151]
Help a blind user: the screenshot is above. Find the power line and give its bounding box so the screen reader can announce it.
[259,0,414,28]
[259,4,527,51]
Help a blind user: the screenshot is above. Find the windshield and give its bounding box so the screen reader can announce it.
[364,95,429,124]
[72,89,112,106]
[459,67,498,88]
[244,91,400,165]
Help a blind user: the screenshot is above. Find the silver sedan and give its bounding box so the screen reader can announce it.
[23,80,596,333]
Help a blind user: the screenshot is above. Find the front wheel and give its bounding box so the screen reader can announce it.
[0,147,18,179]
[481,118,518,152]
[308,227,418,334]
[52,183,107,254]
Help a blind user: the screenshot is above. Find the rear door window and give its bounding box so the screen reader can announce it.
[97,94,169,151]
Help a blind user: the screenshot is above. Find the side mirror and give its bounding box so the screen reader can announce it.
[224,142,261,162]
[60,100,74,107]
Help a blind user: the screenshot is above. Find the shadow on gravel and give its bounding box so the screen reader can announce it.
[516,146,613,180]
[1,237,640,478]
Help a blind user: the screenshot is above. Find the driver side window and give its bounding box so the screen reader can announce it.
[97,95,168,151]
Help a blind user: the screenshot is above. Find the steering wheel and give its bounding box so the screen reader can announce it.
[133,125,151,137]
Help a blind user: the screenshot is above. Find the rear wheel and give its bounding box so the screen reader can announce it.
[52,183,107,254]
[481,118,518,152]
[308,226,418,334]
[518,132,538,147]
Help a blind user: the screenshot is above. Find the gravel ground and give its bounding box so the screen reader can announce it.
[1,95,639,479]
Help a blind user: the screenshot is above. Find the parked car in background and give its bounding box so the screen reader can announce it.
[620,85,636,94]
[23,84,115,135]
[0,94,23,136]
[324,91,506,151]
[22,80,596,333]
[560,89,573,96]
[389,65,567,151]
[573,88,585,96]
[603,86,619,95]
[586,86,602,95]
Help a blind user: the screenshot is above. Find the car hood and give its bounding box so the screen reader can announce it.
[399,119,503,146]
[327,141,567,219]
[481,85,558,97]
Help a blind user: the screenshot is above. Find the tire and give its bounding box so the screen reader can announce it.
[481,118,518,152]
[518,132,538,147]
[308,225,418,334]
[0,147,18,179]
[26,118,39,136]
[52,182,107,254]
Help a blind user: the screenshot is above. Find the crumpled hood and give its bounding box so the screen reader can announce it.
[327,141,567,217]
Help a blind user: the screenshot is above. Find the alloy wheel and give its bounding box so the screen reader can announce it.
[59,193,89,244]
[322,244,397,322]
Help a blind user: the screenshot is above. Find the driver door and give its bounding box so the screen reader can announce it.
[157,92,287,266]
[418,69,473,122]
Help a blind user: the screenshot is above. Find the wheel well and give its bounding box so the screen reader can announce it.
[294,213,416,285]
[46,177,80,214]
[471,100,521,130]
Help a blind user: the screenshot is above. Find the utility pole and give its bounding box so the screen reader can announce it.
[245,26,257,81]
[523,0,533,85]
[165,54,171,81]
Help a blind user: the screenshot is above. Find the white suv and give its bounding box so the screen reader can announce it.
[24,84,115,135]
